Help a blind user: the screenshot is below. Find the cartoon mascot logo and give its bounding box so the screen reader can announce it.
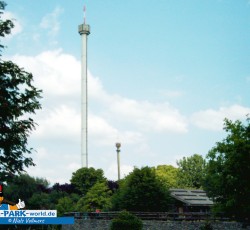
[0,184,25,210]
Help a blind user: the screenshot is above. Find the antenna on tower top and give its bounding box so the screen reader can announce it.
[83,5,86,24]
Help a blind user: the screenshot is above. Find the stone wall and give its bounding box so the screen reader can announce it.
[62,219,250,230]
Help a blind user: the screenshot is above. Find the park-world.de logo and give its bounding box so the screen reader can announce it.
[0,183,74,225]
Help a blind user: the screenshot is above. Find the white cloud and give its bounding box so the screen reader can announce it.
[15,48,250,183]
[9,49,189,184]
[159,89,184,99]
[106,163,133,180]
[33,105,80,140]
[12,49,80,97]
[34,147,49,160]
[191,105,250,131]
[89,114,118,145]
[40,7,63,39]
[12,49,188,136]
[107,97,188,133]
[88,74,108,100]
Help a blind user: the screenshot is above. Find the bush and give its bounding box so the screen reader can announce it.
[110,211,143,230]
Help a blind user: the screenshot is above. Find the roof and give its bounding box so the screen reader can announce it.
[169,189,214,206]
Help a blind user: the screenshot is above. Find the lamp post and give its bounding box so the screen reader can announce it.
[115,142,121,181]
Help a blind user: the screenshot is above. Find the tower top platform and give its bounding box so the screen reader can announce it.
[78,24,90,35]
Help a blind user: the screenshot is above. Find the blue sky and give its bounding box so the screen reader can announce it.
[2,0,250,184]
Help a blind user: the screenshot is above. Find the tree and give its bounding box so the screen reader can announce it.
[0,1,13,44]
[4,174,49,205]
[56,197,76,216]
[155,165,179,189]
[0,1,42,182]
[43,191,80,212]
[176,154,206,189]
[76,182,112,212]
[70,167,106,195]
[28,193,51,209]
[107,180,119,193]
[203,118,250,220]
[51,182,76,194]
[111,166,172,212]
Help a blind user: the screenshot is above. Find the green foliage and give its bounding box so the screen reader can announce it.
[46,190,66,208]
[0,1,14,43]
[29,191,81,211]
[176,154,206,189]
[110,179,125,211]
[75,196,85,212]
[110,211,143,230]
[155,165,179,188]
[3,173,83,212]
[70,167,106,195]
[28,193,51,209]
[204,118,250,220]
[56,196,77,216]
[111,166,172,211]
[0,1,42,182]
[4,174,49,205]
[76,181,112,212]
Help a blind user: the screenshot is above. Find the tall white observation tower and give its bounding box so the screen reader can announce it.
[78,12,90,168]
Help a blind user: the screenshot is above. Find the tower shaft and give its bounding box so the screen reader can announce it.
[79,24,90,168]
